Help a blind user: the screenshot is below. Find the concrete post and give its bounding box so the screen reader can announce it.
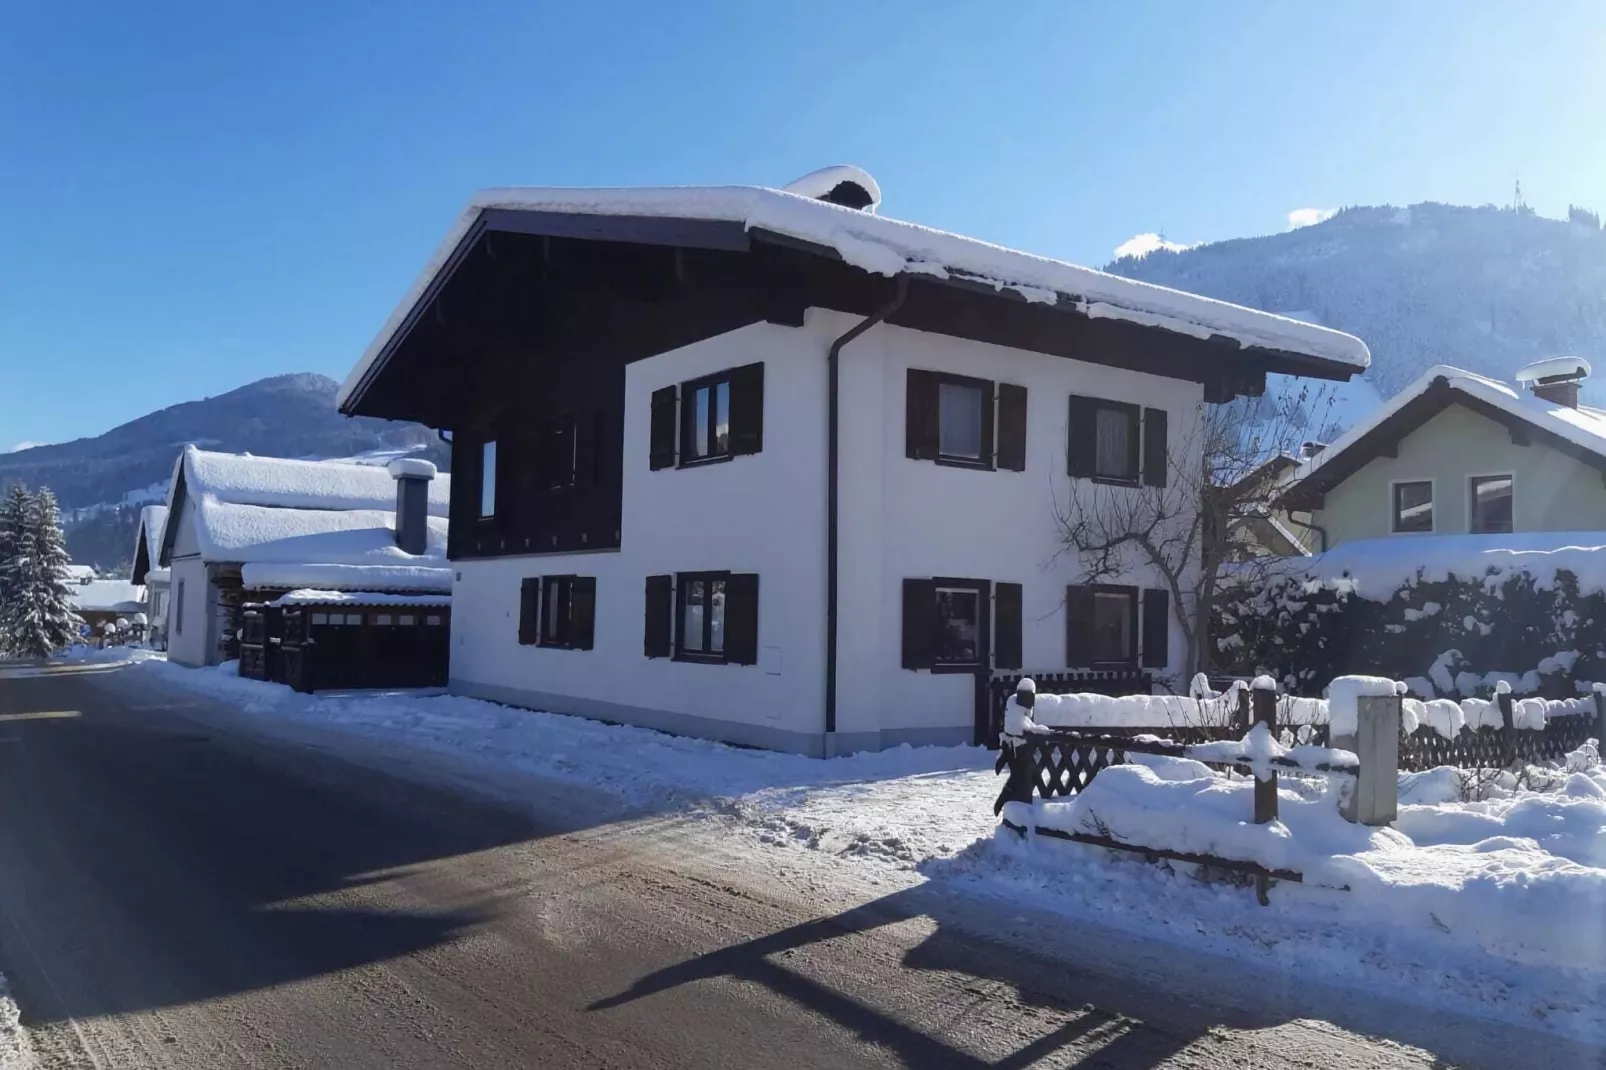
[1342,694,1400,826]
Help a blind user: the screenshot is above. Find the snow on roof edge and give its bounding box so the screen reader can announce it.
[338,184,1372,410]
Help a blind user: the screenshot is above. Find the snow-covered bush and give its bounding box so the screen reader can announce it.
[1218,564,1605,698]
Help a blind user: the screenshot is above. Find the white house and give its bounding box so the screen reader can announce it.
[130,504,170,646]
[1283,358,1606,550]
[156,446,452,667]
[334,168,1369,754]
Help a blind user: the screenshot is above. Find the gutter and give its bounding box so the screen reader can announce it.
[825,275,909,744]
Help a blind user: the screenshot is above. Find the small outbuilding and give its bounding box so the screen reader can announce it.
[240,590,451,691]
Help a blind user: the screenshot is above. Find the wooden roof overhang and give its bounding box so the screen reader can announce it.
[341,208,1365,429]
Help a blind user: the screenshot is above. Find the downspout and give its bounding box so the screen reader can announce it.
[1285,510,1328,553]
[826,275,909,743]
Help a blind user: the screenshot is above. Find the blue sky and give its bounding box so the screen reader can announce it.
[2,0,1602,448]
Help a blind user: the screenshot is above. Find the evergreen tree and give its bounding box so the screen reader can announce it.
[0,483,29,655]
[3,487,82,658]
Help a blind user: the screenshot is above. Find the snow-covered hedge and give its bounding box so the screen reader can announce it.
[1219,561,1606,699]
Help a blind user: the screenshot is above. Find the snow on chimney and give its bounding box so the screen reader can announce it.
[1299,441,1327,459]
[387,457,437,555]
[1515,356,1591,410]
[781,165,882,212]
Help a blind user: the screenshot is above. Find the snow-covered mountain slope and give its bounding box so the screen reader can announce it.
[1109,203,1606,407]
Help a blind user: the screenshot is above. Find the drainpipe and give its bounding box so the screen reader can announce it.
[825,275,909,747]
[1286,511,1328,553]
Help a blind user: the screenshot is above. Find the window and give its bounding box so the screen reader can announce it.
[479,439,497,518]
[539,418,578,490]
[398,614,416,626]
[933,585,983,667]
[650,363,764,471]
[519,576,595,649]
[1392,480,1433,533]
[1091,589,1135,663]
[374,614,393,626]
[1068,397,1164,486]
[684,376,731,464]
[678,573,726,657]
[937,380,984,462]
[310,612,329,626]
[175,581,185,634]
[425,615,443,626]
[1470,475,1513,534]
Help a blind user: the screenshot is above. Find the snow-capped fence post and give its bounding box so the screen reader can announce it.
[1496,682,1516,767]
[1342,692,1401,827]
[1250,676,1279,906]
[1235,682,1251,732]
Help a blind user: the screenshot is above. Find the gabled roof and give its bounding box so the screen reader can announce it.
[1284,365,1606,507]
[157,447,452,590]
[68,579,145,614]
[131,504,168,585]
[339,183,1371,414]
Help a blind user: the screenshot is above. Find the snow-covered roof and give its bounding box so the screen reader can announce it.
[68,579,146,613]
[62,564,96,582]
[145,567,170,583]
[181,447,448,515]
[1290,364,1606,494]
[131,504,169,584]
[240,562,452,593]
[339,183,1371,408]
[160,446,452,590]
[267,589,453,608]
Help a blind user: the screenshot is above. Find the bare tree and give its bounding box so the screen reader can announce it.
[1054,383,1336,683]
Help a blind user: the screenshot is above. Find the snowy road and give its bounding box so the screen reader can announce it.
[0,665,1592,1068]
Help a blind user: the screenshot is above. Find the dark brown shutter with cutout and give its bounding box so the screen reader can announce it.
[644,575,672,657]
[725,573,759,665]
[996,383,1027,472]
[1143,408,1167,487]
[901,578,935,669]
[994,582,1022,670]
[572,576,597,650]
[518,577,540,646]
[649,386,678,470]
[905,370,939,460]
[1065,584,1094,667]
[1142,588,1169,669]
[1067,396,1097,478]
[729,363,765,456]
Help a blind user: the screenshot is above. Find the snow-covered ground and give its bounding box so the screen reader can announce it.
[0,975,29,1070]
[126,659,1606,1046]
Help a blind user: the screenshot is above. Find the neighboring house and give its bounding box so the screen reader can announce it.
[1282,358,1606,549]
[156,446,452,668]
[1220,455,1314,559]
[130,505,170,647]
[334,168,1369,754]
[68,579,146,634]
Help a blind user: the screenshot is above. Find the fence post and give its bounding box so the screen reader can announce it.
[1343,692,1400,826]
[1235,682,1251,732]
[1496,682,1515,768]
[1251,677,1278,905]
[1594,683,1606,744]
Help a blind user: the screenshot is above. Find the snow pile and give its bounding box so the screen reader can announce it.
[1183,722,1356,779]
[1026,692,1229,730]
[1326,675,1398,737]
[1294,531,1606,597]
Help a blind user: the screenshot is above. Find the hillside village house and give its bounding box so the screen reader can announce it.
[156,446,452,671]
[1282,358,1606,550]
[334,168,1370,754]
[130,504,170,647]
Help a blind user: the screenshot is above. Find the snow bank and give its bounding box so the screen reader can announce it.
[1027,692,1223,729]
[1295,531,1606,597]
[1327,675,1397,737]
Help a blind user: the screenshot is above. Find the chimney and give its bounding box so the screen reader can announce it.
[1299,441,1327,460]
[1516,356,1591,410]
[387,458,437,555]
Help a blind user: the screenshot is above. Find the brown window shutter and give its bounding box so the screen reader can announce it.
[905,370,939,460]
[1067,396,1096,478]
[1142,588,1169,669]
[725,573,760,664]
[649,386,678,470]
[1143,408,1167,487]
[996,383,1027,472]
[901,578,935,669]
[1065,584,1094,667]
[994,582,1023,670]
[572,576,597,650]
[644,575,672,657]
[518,577,540,646]
[729,363,765,456]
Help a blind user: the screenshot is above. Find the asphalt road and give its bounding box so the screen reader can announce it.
[0,664,1594,1069]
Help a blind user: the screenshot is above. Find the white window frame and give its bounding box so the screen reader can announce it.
[1466,471,1516,535]
[1388,477,1436,535]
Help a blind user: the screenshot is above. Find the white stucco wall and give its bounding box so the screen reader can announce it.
[1314,403,1606,546]
[449,310,1204,753]
[166,557,211,667]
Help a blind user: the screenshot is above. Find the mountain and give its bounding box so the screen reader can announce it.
[1106,203,1606,405]
[0,373,445,572]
